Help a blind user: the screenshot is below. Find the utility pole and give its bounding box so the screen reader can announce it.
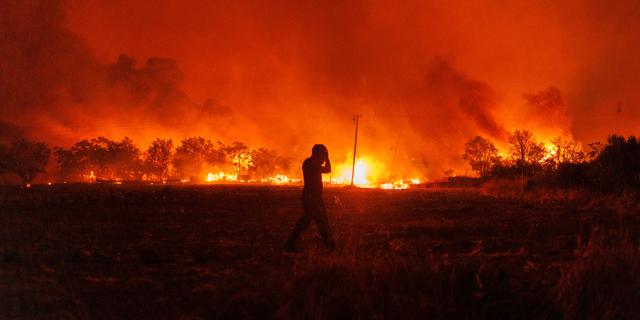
[389,134,400,182]
[351,114,361,187]
[616,102,622,135]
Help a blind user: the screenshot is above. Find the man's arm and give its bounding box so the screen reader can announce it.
[321,155,331,173]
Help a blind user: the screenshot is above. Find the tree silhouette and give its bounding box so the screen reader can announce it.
[53,137,143,181]
[144,138,173,181]
[507,130,545,184]
[586,141,604,160]
[507,130,545,167]
[7,139,51,185]
[0,144,10,183]
[53,147,76,181]
[462,136,500,177]
[107,137,142,180]
[592,135,640,192]
[88,137,114,176]
[251,148,291,180]
[54,138,107,181]
[219,141,253,176]
[550,136,586,166]
[173,137,224,181]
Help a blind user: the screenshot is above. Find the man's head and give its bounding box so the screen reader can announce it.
[311,144,328,160]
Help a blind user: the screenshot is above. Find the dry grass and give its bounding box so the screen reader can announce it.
[481,179,640,213]
[480,178,524,198]
[280,250,558,319]
[1,184,639,319]
[555,229,640,320]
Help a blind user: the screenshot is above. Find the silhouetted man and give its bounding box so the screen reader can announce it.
[285,144,335,252]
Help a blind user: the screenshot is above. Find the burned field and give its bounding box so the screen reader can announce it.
[1,185,639,319]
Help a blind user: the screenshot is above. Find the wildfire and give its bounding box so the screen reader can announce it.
[204,171,294,184]
[380,179,422,189]
[541,143,557,162]
[267,174,291,184]
[205,171,238,182]
[325,158,378,187]
[380,180,408,189]
[341,159,373,187]
[201,157,422,189]
[326,157,422,189]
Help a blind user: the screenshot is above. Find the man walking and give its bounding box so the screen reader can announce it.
[285,144,335,252]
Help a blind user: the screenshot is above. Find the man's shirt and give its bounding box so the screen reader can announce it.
[302,158,326,197]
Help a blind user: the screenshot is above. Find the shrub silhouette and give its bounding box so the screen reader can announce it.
[5,139,51,185]
[589,135,640,193]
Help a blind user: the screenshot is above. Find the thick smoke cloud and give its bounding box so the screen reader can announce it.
[0,0,235,146]
[424,59,506,140]
[2,0,640,178]
[1,0,99,142]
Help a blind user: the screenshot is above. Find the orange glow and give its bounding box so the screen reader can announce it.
[265,174,292,184]
[324,157,423,189]
[326,158,382,188]
[541,143,557,162]
[205,172,295,185]
[5,1,640,183]
[200,155,423,188]
[205,171,238,183]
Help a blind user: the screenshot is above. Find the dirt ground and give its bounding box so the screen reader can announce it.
[1,184,638,319]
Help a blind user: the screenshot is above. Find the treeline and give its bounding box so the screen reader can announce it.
[0,136,291,185]
[0,139,51,185]
[463,130,640,193]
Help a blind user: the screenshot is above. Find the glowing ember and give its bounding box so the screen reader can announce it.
[541,143,557,162]
[327,158,380,188]
[267,174,291,184]
[325,156,421,189]
[200,155,422,189]
[347,159,372,187]
[380,180,408,189]
[205,171,238,182]
[232,154,253,172]
[205,171,293,184]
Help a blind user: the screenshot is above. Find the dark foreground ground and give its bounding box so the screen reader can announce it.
[1,185,639,319]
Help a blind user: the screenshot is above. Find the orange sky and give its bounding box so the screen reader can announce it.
[2,0,639,178]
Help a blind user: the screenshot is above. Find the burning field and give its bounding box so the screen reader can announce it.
[2,0,640,318]
[2,184,640,319]
[2,0,640,180]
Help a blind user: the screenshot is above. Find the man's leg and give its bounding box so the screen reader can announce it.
[313,201,335,250]
[285,203,312,251]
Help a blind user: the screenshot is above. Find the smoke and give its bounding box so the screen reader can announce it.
[424,59,506,140]
[0,0,236,147]
[2,0,640,178]
[523,87,571,138]
[0,0,100,135]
